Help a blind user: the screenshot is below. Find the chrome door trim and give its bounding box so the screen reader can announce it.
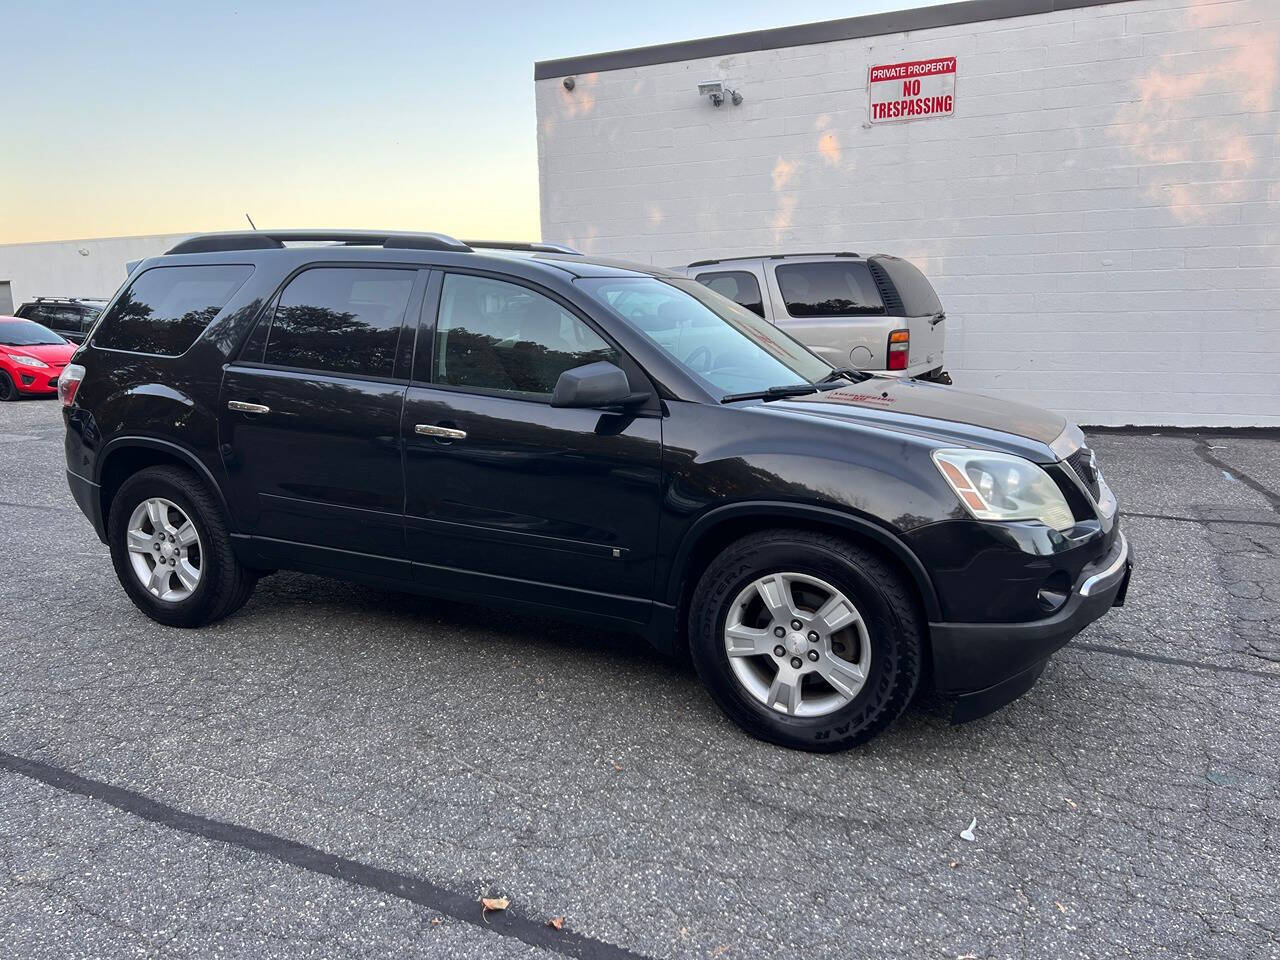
[415,424,467,440]
[227,400,270,414]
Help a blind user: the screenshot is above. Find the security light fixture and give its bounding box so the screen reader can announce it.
[699,80,742,107]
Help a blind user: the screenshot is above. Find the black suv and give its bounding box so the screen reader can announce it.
[16,297,108,342]
[60,231,1131,751]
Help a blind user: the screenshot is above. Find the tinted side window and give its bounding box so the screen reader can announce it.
[20,304,56,326]
[51,307,83,331]
[263,268,413,379]
[695,271,765,317]
[433,274,618,396]
[95,266,253,355]
[775,262,885,317]
[871,256,943,317]
[82,307,103,332]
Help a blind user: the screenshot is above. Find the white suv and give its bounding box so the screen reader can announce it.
[675,252,951,382]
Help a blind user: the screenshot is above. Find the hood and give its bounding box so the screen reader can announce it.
[5,342,76,365]
[769,377,1068,461]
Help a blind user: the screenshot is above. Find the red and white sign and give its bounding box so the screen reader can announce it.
[868,56,956,124]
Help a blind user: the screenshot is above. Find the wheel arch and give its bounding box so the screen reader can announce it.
[665,502,942,646]
[97,437,234,536]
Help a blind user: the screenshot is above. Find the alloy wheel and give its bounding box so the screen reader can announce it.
[125,497,202,602]
[723,571,871,718]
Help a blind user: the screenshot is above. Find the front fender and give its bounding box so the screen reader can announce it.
[663,500,942,622]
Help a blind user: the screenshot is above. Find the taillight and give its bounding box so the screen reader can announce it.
[58,363,85,407]
[887,330,909,371]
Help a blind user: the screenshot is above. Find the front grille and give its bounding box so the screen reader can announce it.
[1067,446,1101,500]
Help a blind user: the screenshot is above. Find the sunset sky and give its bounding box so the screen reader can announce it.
[2,0,949,244]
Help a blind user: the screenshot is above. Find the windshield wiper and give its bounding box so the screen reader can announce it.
[818,367,871,384]
[720,383,826,404]
[930,310,946,326]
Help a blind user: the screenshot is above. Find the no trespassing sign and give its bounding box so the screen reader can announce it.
[868,56,956,124]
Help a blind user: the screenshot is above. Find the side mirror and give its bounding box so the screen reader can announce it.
[551,361,649,409]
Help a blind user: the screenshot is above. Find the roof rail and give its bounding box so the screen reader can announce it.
[688,251,859,268]
[32,296,109,302]
[165,230,472,256]
[463,240,582,255]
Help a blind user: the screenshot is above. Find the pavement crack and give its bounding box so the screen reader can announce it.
[1192,437,1280,515]
[1071,640,1280,681]
[0,749,654,960]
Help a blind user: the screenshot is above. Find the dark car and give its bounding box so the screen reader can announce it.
[59,230,1131,751]
[16,297,109,343]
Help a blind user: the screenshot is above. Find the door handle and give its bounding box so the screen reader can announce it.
[228,400,270,414]
[415,424,467,440]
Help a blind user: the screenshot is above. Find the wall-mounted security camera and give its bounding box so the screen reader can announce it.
[698,80,742,107]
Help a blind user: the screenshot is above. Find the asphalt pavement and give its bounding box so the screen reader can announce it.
[1,397,1277,959]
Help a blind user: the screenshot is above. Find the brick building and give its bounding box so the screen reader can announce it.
[534,0,1280,426]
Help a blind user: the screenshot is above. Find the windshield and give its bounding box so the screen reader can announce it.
[0,320,66,346]
[579,277,831,395]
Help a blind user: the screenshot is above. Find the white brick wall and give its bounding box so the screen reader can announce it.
[0,234,188,312]
[536,0,1280,426]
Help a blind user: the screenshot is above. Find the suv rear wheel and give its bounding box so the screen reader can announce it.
[689,529,922,751]
[107,466,257,627]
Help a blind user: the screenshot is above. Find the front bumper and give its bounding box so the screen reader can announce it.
[930,531,1132,722]
[10,367,63,394]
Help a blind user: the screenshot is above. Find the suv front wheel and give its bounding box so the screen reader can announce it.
[107,466,257,627]
[689,529,922,751]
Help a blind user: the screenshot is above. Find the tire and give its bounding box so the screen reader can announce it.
[689,528,923,752]
[0,371,17,401]
[107,465,257,627]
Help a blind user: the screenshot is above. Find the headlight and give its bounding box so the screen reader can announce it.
[7,354,48,368]
[932,449,1075,531]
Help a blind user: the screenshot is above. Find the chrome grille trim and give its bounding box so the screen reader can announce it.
[1049,422,1085,460]
[1067,447,1102,501]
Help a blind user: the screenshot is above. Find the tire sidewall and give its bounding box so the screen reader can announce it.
[108,473,219,626]
[691,538,909,750]
[0,371,17,401]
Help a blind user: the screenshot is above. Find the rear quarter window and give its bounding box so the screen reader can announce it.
[774,262,885,317]
[694,271,765,318]
[869,256,942,317]
[94,265,253,356]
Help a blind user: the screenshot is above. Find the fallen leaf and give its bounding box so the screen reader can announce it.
[1055,902,1067,913]
[547,916,566,931]
[613,763,623,771]
[481,897,510,922]
[959,817,977,842]
[1063,798,1078,810]
[948,860,959,869]
[431,917,444,926]
[711,947,730,957]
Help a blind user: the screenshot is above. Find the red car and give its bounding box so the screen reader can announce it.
[0,317,78,400]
